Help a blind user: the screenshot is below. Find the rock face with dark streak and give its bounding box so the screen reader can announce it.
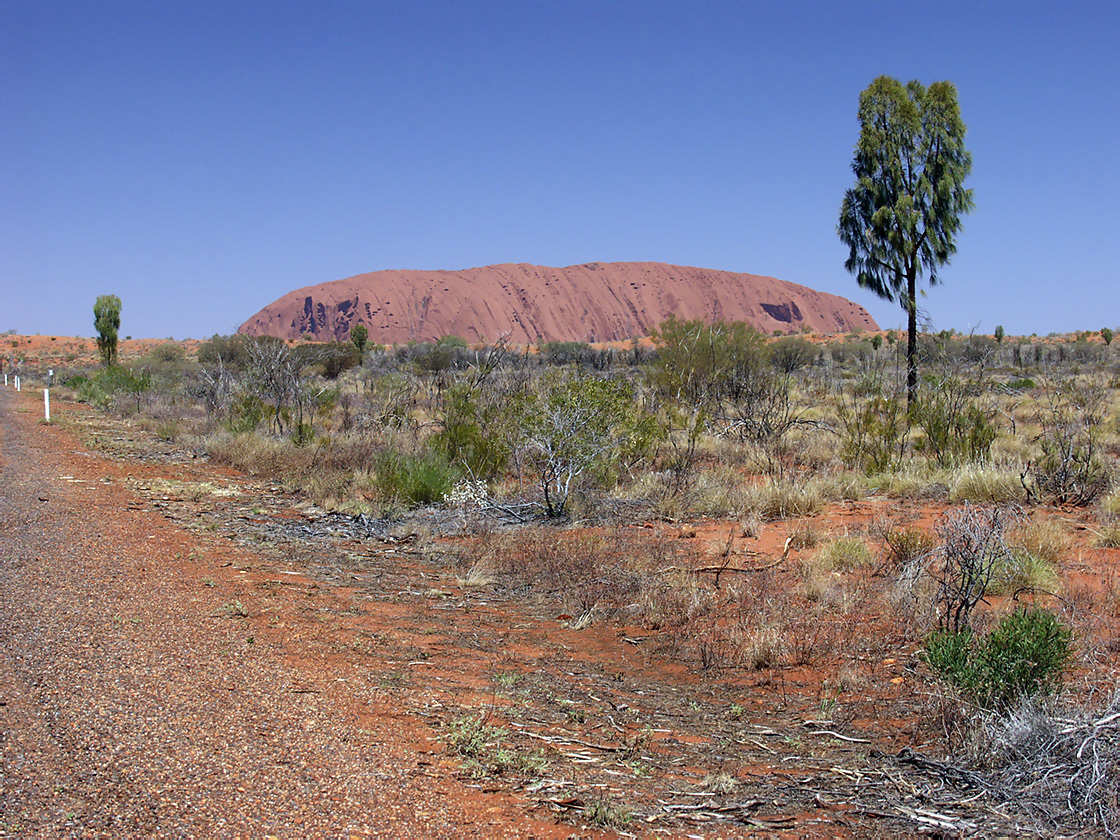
[238,262,878,344]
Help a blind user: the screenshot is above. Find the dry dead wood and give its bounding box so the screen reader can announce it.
[658,536,792,583]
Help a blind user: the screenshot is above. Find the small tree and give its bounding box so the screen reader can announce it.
[94,295,122,366]
[350,324,369,355]
[519,374,653,518]
[1101,327,1114,347]
[838,76,974,405]
[994,325,1005,344]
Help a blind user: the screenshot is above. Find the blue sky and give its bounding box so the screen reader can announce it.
[3,1,1117,340]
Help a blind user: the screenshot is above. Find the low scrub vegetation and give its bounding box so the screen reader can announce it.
[37,320,1120,833]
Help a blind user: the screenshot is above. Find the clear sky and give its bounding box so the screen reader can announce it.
[3,1,1117,340]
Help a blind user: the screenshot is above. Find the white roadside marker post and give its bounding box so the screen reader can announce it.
[44,388,50,422]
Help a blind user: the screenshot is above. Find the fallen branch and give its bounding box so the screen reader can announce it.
[659,537,792,580]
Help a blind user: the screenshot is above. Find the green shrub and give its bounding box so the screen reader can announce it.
[374,448,459,507]
[923,607,1072,710]
[77,365,150,410]
[228,395,266,433]
[975,608,1072,709]
[433,382,516,480]
[912,380,998,467]
[837,394,906,474]
[923,627,976,694]
[518,374,656,517]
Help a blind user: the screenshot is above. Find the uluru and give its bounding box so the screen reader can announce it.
[238,262,879,344]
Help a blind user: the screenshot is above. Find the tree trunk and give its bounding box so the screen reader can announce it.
[906,271,918,407]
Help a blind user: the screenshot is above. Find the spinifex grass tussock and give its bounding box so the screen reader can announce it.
[986,517,1071,597]
[684,466,750,517]
[987,549,1061,597]
[814,536,874,572]
[1095,524,1120,549]
[203,430,314,488]
[787,519,820,549]
[743,476,826,520]
[1006,518,1074,567]
[865,463,955,499]
[948,464,1027,504]
[1103,489,1120,519]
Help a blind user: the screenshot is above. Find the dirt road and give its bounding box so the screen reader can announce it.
[0,388,566,837]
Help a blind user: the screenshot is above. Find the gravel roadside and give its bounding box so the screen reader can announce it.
[0,388,564,838]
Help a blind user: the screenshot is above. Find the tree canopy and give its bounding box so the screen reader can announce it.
[838,76,973,403]
[350,323,369,355]
[93,294,122,367]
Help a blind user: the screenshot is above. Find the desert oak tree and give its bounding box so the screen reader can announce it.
[838,76,973,404]
[94,294,122,367]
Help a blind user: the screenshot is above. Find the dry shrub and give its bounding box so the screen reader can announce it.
[798,562,843,604]
[795,562,877,616]
[881,524,936,570]
[787,520,820,549]
[983,695,1120,836]
[786,616,842,666]
[639,571,716,632]
[695,625,739,671]
[890,557,939,632]
[497,528,644,616]
[738,625,787,670]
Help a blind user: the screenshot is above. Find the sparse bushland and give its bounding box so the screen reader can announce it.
[57,324,1120,832]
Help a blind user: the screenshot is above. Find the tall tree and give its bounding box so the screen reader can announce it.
[838,76,974,404]
[93,294,122,366]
